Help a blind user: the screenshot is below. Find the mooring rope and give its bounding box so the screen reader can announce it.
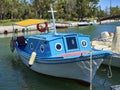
[90,51,93,90]
[107,56,112,78]
[103,55,113,86]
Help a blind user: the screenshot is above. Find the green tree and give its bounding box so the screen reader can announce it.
[0,0,116,21]
[64,0,77,20]
[30,0,54,19]
[76,0,89,20]
[111,6,120,16]
[0,0,13,20]
[76,0,99,20]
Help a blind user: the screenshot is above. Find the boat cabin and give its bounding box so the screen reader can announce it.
[17,33,91,58]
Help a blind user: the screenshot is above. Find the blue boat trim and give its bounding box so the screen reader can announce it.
[16,47,111,64]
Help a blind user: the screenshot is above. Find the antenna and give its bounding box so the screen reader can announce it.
[48,4,57,35]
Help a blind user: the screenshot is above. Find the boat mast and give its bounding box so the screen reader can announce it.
[48,4,57,35]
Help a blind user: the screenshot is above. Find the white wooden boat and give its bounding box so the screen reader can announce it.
[92,27,120,68]
[10,4,112,84]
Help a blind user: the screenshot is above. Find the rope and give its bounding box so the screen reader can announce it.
[107,56,113,78]
[103,56,113,86]
[90,51,93,90]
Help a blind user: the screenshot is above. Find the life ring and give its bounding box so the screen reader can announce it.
[36,22,48,32]
[10,37,15,52]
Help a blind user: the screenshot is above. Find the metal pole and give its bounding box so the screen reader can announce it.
[49,4,57,35]
[110,0,111,16]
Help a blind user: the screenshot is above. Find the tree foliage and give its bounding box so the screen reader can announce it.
[0,0,120,21]
[111,6,120,16]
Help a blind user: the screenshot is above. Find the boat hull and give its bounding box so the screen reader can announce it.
[92,40,120,68]
[78,24,90,26]
[103,55,120,68]
[56,26,68,29]
[16,48,103,83]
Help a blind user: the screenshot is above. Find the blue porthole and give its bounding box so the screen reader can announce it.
[40,45,44,53]
[81,40,87,47]
[55,43,62,51]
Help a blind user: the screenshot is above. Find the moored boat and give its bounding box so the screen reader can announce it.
[10,4,112,84]
[78,20,93,26]
[92,27,120,68]
[55,22,69,29]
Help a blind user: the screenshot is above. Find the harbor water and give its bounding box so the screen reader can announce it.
[0,23,120,90]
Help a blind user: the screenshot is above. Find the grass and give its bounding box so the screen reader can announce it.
[0,18,97,26]
[0,19,20,26]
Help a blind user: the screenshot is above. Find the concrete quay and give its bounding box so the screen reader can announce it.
[0,22,79,34]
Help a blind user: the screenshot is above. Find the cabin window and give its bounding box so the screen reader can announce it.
[81,40,87,47]
[40,45,44,53]
[55,43,62,51]
[30,42,34,50]
[66,37,77,50]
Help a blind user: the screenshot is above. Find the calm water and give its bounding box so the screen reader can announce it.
[0,23,120,90]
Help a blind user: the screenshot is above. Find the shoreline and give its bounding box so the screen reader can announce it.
[0,22,80,34]
[2,19,119,34]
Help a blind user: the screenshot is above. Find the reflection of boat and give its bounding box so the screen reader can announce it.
[92,28,120,68]
[78,20,93,26]
[10,4,112,84]
[55,22,69,29]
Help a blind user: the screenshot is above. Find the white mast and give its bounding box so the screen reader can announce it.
[48,4,57,35]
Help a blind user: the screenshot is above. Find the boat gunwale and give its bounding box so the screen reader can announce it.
[16,46,111,65]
